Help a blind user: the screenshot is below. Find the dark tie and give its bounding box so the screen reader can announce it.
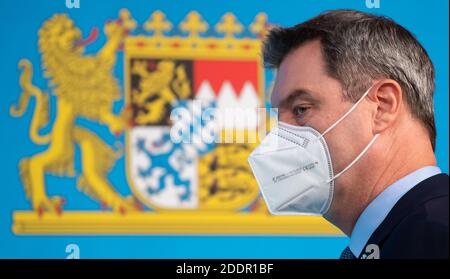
[340,246,356,259]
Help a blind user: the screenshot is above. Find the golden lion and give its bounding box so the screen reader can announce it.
[131,59,192,125]
[10,10,141,215]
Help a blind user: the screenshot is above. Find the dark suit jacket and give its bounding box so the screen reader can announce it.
[358,173,449,259]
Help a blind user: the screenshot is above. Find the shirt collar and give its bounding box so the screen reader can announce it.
[348,166,442,257]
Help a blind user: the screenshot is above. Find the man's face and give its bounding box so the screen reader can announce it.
[270,39,375,213]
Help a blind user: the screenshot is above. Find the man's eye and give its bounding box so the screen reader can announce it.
[292,106,310,116]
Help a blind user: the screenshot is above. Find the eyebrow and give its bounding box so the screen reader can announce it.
[272,88,317,108]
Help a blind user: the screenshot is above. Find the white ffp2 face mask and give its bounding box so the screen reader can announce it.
[248,86,379,216]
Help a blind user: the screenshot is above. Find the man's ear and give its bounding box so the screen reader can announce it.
[370,80,403,134]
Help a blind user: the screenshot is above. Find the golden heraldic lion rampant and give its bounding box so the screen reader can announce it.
[10,10,142,215]
[131,59,191,125]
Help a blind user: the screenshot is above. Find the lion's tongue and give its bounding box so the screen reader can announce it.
[76,27,99,47]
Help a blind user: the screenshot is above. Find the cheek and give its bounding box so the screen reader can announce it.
[278,111,297,125]
[324,135,348,173]
[324,116,373,172]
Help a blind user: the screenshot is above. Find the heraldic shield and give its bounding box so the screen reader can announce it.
[10,9,340,235]
[125,12,263,211]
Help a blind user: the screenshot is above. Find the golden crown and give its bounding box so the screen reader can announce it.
[125,11,271,58]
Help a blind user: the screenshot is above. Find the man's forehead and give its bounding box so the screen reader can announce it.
[269,39,326,107]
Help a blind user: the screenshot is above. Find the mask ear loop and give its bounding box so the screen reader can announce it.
[311,84,378,183]
[325,133,379,184]
[316,85,374,142]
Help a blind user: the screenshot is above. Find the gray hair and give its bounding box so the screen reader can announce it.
[264,9,436,149]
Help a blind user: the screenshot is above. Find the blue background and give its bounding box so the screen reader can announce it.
[0,0,448,258]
